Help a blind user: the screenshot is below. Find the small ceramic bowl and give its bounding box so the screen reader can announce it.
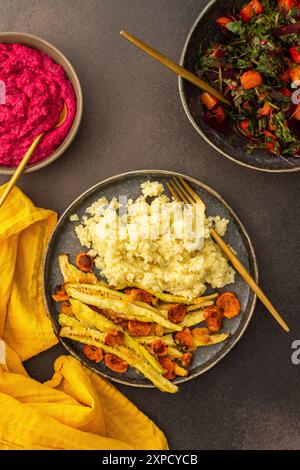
[0,32,83,175]
[179,0,300,173]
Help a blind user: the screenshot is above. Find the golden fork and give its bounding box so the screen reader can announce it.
[167,176,290,333]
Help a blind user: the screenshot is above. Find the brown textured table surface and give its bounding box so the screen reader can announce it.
[1,0,299,450]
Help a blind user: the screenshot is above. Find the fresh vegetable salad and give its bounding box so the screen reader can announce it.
[197,0,300,159]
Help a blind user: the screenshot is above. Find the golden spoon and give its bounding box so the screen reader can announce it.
[0,103,67,208]
[120,31,231,106]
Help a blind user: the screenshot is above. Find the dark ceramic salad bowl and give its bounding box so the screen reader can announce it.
[179,0,300,172]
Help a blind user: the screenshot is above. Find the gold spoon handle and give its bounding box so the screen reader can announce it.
[120,31,231,106]
[0,103,67,209]
[0,134,43,208]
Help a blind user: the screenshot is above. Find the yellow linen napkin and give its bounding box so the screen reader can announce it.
[0,185,168,450]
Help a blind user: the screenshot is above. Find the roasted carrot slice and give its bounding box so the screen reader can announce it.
[290,46,300,64]
[240,70,262,90]
[158,357,176,380]
[238,119,255,138]
[265,140,278,154]
[214,105,226,122]
[252,0,263,14]
[263,130,277,140]
[181,352,193,368]
[290,65,300,82]
[83,344,103,363]
[216,292,241,319]
[216,16,232,31]
[175,327,194,351]
[200,92,219,110]
[278,0,294,12]
[104,329,124,347]
[240,2,255,22]
[203,306,223,334]
[151,339,168,357]
[240,2,253,21]
[104,353,128,373]
[124,288,157,305]
[52,284,68,302]
[168,304,186,324]
[75,253,94,273]
[240,0,263,22]
[127,320,152,337]
[239,119,251,130]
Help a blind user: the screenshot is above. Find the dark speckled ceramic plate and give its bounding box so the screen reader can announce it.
[179,0,300,173]
[43,170,258,388]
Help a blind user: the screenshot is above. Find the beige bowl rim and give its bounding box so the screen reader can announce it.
[0,31,83,175]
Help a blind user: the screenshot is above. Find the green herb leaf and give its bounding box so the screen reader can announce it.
[225,21,245,34]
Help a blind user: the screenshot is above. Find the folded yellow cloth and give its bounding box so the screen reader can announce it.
[0,185,168,450]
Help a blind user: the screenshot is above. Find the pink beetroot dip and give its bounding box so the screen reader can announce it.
[0,43,77,167]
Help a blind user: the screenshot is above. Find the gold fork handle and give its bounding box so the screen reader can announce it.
[0,134,43,209]
[211,228,289,333]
